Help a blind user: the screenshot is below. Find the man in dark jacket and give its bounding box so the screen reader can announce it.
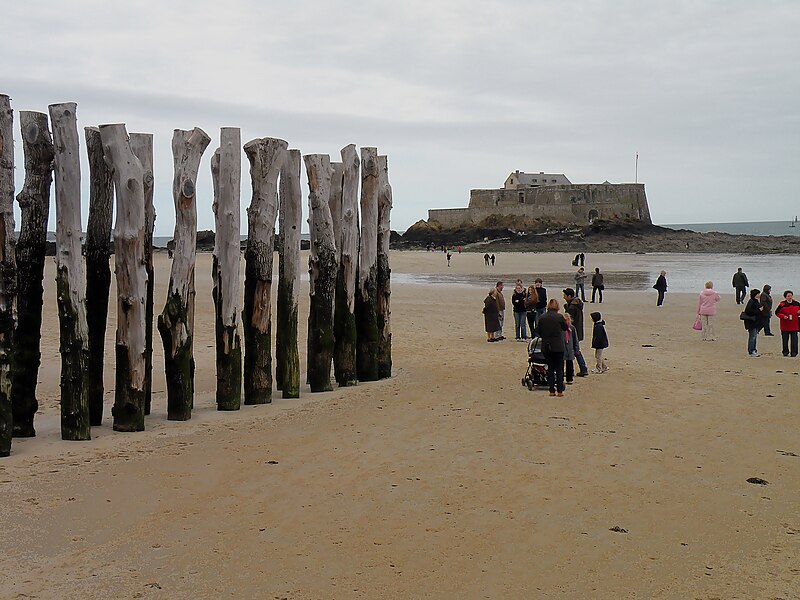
[732,268,749,304]
[653,271,668,306]
[563,288,584,341]
[591,267,604,303]
[534,278,547,317]
[536,304,568,396]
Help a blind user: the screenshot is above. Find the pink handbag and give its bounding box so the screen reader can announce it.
[692,317,703,331]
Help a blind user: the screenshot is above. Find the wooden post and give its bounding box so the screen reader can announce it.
[376,155,393,379]
[328,162,344,253]
[99,124,147,432]
[48,102,91,441]
[333,145,359,387]
[0,95,14,456]
[242,137,287,405]
[129,133,155,416]
[305,154,337,392]
[356,146,379,382]
[11,111,53,439]
[158,128,210,421]
[276,149,301,398]
[211,128,243,411]
[84,127,114,426]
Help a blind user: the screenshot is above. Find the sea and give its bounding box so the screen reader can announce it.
[662,220,800,237]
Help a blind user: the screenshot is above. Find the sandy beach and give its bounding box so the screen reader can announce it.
[1,251,798,599]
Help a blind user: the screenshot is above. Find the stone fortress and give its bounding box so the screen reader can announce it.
[428,170,652,228]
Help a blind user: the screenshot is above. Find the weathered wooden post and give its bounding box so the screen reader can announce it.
[242,137,286,405]
[276,149,301,398]
[158,128,210,421]
[49,102,91,441]
[376,155,393,379]
[0,95,15,456]
[84,127,114,426]
[11,111,53,439]
[328,162,344,251]
[356,146,380,382]
[305,154,337,392]
[211,128,242,411]
[333,145,359,386]
[129,134,155,416]
[99,124,147,432]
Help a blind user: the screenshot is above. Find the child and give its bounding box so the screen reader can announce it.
[563,314,583,383]
[590,311,609,373]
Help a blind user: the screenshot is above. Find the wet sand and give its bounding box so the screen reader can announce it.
[1,251,798,599]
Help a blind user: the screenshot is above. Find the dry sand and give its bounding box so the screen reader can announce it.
[1,251,798,599]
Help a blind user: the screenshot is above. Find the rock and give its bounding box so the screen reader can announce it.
[746,477,769,485]
[609,526,628,533]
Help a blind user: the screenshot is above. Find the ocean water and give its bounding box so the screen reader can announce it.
[663,220,800,237]
[393,253,800,295]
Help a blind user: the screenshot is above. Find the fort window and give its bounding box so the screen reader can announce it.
[518,192,524,204]
[588,209,599,222]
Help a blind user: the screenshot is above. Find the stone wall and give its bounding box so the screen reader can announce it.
[429,183,650,228]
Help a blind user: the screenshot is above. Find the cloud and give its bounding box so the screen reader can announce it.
[2,0,799,232]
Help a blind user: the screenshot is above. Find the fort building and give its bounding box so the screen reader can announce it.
[428,171,652,228]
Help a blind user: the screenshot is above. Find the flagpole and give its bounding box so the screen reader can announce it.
[635,152,639,184]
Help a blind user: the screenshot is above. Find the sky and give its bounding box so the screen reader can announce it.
[2,0,799,235]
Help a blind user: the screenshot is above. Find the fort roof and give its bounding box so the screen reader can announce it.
[505,171,572,188]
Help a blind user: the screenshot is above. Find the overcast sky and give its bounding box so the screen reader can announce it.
[3,0,799,234]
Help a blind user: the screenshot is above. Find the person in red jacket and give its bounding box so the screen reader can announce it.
[774,290,800,357]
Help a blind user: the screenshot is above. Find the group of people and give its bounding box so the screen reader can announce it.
[574,266,605,303]
[482,279,610,396]
[695,268,800,358]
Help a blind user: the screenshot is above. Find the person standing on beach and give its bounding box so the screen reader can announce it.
[574,267,587,302]
[653,271,668,306]
[446,251,452,267]
[760,285,774,336]
[491,254,496,266]
[697,281,721,341]
[563,287,585,342]
[494,281,505,340]
[732,268,749,304]
[591,267,604,303]
[743,289,765,357]
[537,299,568,397]
[484,253,490,266]
[525,285,539,337]
[534,279,548,321]
[590,311,609,373]
[483,289,500,342]
[775,290,800,357]
[511,280,528,341]
[579,252,585,266]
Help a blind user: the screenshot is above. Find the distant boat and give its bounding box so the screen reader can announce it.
[791,215,798,228]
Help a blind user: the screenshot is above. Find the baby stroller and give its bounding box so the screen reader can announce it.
[522,336,549,390]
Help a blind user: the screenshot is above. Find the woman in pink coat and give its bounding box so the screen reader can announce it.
[697,281,722,341]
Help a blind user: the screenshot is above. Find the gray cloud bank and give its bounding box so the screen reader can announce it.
[2,0,798,234]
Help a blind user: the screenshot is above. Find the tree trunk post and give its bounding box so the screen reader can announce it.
[356,146,380,382]
[11,111,53,439]
[0,95,15,456]
[305,154,337,393]
[130,133,155,416]
[277,149,301,398]
[243,137,287,405]
[211,128,243,411]
[48,102,91,441]
[158,128,210,421]
[84,126,114,426]
[376,155,393,379]
[333,145,359,387]
[99,124,147,432]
